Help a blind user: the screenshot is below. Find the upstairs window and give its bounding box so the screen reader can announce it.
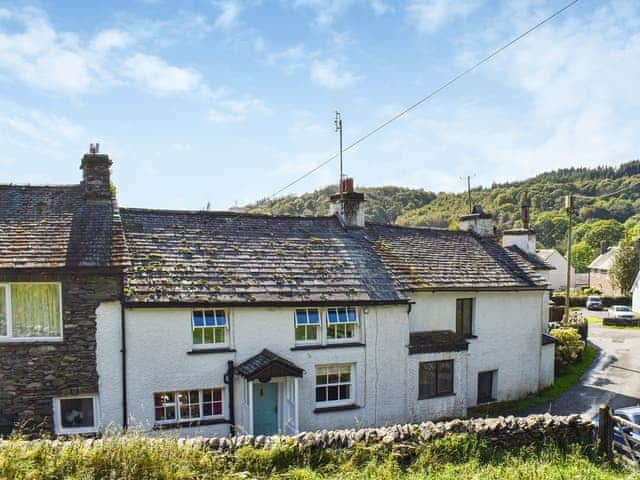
[456,298,474,337]
[326,307,358,341]
[154,388,224,424]
[192,309,228,346]
[295,308,320,343]
[0,283,62,340]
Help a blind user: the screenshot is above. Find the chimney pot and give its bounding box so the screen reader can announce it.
[342,177,354,193]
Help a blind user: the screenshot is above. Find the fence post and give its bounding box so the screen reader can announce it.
[598,404,613,460]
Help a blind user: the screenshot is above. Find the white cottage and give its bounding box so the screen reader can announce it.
[93,183,555,437]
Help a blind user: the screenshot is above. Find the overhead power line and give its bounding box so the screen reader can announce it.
[266,0,581,200]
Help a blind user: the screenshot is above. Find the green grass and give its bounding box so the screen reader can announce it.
[588,317,602,324]
[468,345,598,418]
[1,434,636,479]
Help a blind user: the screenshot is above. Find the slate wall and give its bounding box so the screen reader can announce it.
[0,269,121,434]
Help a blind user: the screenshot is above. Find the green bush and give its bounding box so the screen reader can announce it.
[550,328,585,373]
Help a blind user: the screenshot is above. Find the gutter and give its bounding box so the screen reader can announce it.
[120,291,128,430]
[124,299,410,308]
[224,361,235,436]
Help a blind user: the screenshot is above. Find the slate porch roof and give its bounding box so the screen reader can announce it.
[235,349,304,381]
[0,185,128,269]
[120,209,406,305]
[366,223,549,290]
[408,330,469,354]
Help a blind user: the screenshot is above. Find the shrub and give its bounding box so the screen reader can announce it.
[550,328,585,373]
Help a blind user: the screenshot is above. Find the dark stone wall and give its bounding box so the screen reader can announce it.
[0,269,121,434]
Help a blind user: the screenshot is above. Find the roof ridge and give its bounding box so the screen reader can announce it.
[120,207,337,220]
[365,222,462,233]
[0,183,80,189]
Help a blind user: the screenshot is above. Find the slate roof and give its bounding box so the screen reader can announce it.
[365,223,550,290]
[120,209,405,305]
[506,246,555,271]
[235,349,304,381]
[408,330,469,354]
[0,185,128,269]
[588,247,619,271]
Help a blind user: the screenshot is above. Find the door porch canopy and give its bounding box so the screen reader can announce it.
[235,349,304,382]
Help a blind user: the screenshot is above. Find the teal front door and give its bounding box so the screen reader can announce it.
[253,383,278,435]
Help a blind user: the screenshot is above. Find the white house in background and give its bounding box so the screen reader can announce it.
[536,249,574,291]
[93,180,555,438]
[588,246,621,296]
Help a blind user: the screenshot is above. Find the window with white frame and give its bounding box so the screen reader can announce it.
[192,309,228,346]
[154,388,224,424]
[0,283,62,340]
[294,308,320,343]
[326,307,358,341]
[315,364,354,406]
[53,395,98,434]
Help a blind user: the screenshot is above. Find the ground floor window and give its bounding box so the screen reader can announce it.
[154,388,224,424]
[477,370,497,404]
[419,360,454,399]
[53,395,98,434]
[315,364,354,406]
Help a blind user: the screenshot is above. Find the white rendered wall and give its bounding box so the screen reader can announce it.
[122,304,408,436]
[409,290,549,407]
[502,232,536,254]
[406,350,468,422]
[545,251,575,290]
[95,301,124,433]
[540,344,555,389]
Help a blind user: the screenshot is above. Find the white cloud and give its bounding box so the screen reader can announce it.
[122,53,203,94]
[90,29,132,52]
[208,96,268,123]
[293,0,355,26]
[214,0,242,29]
[407,0,483,34]
[369,0,389,15]
[310,58,362,88]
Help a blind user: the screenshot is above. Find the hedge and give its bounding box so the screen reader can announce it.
[550,295,631,307]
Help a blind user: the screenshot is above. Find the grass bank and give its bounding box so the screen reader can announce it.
[0,433,634,479]
[468,345,598,417]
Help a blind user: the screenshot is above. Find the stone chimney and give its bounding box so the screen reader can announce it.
[502,194,536,254]
[600,241,608,255]
[329,177,365,228]
[459,205,494,237]
[80,143,113,202]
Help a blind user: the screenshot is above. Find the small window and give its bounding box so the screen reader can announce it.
[54,396,98,434]
[192,309,228,346]
[419,360,454,399]
[456,298,473,337]
[0,283,62,340]
[295,308,320,343]
[477,370,497,404]
[154,388,224,424]
[326,307,358,341]
[315,364,354,406]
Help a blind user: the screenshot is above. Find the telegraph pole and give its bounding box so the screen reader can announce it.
[565,194,574,321]
[460,175,474,213]
[335,111,343,193]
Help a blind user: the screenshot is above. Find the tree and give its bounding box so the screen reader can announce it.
[610,235,640,295]
[531,211,568,249]
[571,241,595,273]
[581,219,625,251]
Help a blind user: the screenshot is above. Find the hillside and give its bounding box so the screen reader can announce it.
[244,161,640,271]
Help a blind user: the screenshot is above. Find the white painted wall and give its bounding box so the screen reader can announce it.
[544,251,575,291]
[540,344,555,389]
[502,232,536,254]
[409,290,551,407]
[406,351,468,422]
[95,301,124,433]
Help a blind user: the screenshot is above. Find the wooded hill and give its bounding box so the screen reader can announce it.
[243,161,640,272]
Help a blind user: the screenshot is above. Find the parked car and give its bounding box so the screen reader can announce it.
[593,407,640,455]
[607,305,636,321]
[586,295,603,310]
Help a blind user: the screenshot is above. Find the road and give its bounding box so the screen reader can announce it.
[523,308,640,418]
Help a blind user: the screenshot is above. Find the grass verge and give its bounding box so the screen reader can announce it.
[589,317,640,329]
[468,345,598,418]
[0,433,634,479]
[588,317,602,324]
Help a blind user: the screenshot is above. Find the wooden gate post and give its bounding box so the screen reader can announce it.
[598,404,613,460]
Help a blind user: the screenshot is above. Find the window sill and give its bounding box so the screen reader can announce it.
[418,392,456,401]
[291,342,365,351]
[313,404,361,414]
[477,398,497,405]
[153,417,229,430]
[0,337,63,345]
[464,335,478,339]
[187,347,236,355]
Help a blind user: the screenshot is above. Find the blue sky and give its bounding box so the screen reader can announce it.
[1,0,639,210]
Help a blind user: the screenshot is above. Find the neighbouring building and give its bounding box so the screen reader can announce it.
[536,249,574,291]
[1,147,555,437]
[588,245,621,296]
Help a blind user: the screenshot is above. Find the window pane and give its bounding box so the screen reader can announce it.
[339,385,350,400]
[193,311,204,327]
[308,309,320,324]
[203,403,213,416]
[437,361,453,394]
[316,388,326,402]
[296,310,307,325]
[60,397,94,428]
[203,310,214,326]
[328,309,338,324]
[214,327,225,343]
[215,310,226,326]
[204,328,214,344]
[306,326,318,340]
[212,389,222,402]
[419,362,436,398]
[12,284,61,337]
[212,402,222,415]
[0,287,6,336]
[327,386,339,401]
[328,373,339,384]
[340,370,350,382]
[295,325,307,340]
[338,308,347,323]
[193,328,203,344]
[347,308,357,323]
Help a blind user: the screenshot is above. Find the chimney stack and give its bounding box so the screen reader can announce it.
[459,205,494,237]
[600,241,608,256]
[502,193,536,253]
[329,177,365,228]
[80,143,113,202]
